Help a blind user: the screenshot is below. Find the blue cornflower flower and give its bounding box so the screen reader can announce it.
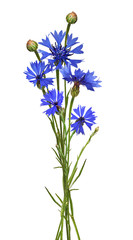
[24,61,54,88]
[60,64,101,91]
[39,30,83,69]
[40,89,63,116]
[71,105,96,135]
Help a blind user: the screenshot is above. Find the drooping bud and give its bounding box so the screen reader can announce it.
[66,11,77,24]
[71,82,80,97]
[26,40,38,52]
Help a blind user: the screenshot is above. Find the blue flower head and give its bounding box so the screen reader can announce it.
[71,105,96,134]
[60,64,101,91]
[40,89,63,116]
[39,30,83,70]
[24,61,54,88]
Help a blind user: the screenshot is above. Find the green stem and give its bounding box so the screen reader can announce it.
[70,214,80,240]
[63,96,74,240]
[56,69,60,92]
[64,23,71,112]
[65,23,71,47]
[35,50,41,62]
[68,97,74,165]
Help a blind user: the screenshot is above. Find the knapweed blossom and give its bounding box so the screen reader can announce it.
[71,105,96,134]
[24,61,54,88]
[40,89,63,116]
[39,30,83,69]
[60,64,101,91]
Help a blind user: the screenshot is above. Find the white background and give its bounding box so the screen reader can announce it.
[0,0,133,239]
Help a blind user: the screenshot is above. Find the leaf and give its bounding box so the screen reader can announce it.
[70,188,79,191]
[54,166,62,169]
[68,128,98,186]
[45,187,61,208]
[51,147,62,164]
[69,192,74,216]
[55,193,63,203]
[71,159,87,186]
[56,145,65,161]
[70,130,76,141]
[68,166,78,186]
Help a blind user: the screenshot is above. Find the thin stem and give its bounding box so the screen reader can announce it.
[68,97,74,165]
[56,69,60,92]
[70,214,80,240]
[35,50,41,62]
[65,23,71,47]
[64,23,71,112]
[69,193,80,240]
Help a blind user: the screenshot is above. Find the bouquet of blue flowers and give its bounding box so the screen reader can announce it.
[24,11,101,240]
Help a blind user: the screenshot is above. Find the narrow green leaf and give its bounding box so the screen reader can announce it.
[55,193,63,203]
[54,166,62,169]
[56,145,65,161]
[70,188,79,191]
[51,148,62,165]
[45,187,61,208]
[70,130,76,141]
[70,214,80,240]
[69,192,74,216]
[68,165,78,186]
[55,219,62,240]
[71,159,87,186]
[52,147,60,160]
[68,128,98,186]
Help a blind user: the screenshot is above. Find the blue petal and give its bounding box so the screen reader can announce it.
[73,105,80,117]
[40,78,53,88]
[80,106,86,116]
[40,99,50,106]
[57,91,64,106]
[39,50,51,59]
[45,107,54,116]
[67,35,79,48]
[85,121,93,130]
[71,113,78,120]
[71,44,84,54]
[39,36,51,48]
[69,59,82,68]
[51,30,65,46]
[84,107,92,118]
[30,61,38,75]
[29,79,37,86]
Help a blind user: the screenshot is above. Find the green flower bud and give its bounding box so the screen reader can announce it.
[71,82,80,97]
[26,40,38,52]
[95,126,99,133]
[66,11,77,24]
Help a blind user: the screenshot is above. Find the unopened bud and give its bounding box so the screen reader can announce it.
[71,82,80,97]
[26,40,38,52]
[66,11,77,24]
[95,126,99,133]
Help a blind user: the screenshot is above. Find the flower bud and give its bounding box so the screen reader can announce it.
[66,11,77,24]
[71,82,80,97]
[26,40,38,52]
[95,126,99,133]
